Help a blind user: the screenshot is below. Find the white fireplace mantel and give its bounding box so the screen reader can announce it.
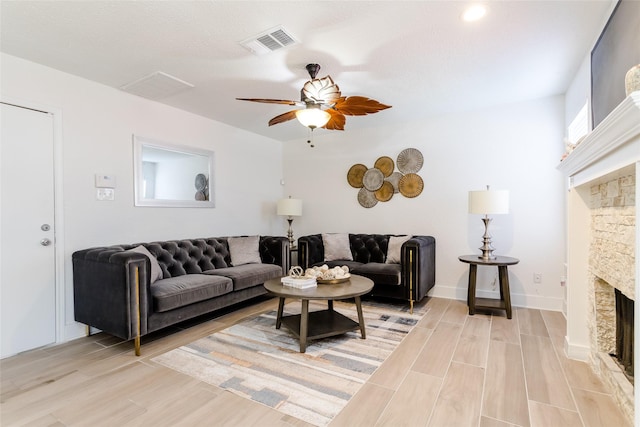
[558,92,640,187]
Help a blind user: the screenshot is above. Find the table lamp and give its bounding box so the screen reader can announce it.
[468,185,509,260]
[277,196,303,248]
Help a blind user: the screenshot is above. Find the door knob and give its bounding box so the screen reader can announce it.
[40,238,51,246]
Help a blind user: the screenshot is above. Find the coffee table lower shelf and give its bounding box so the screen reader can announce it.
[280,309,360,342]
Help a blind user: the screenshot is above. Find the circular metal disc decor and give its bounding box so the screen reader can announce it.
[375,181,394,202]
[357,187,378,208]
[397,148,424,174]
[374,156,395,177]
[398,173,424,198]
[384,171,403,193]
[362,168,384,191]
[347,163,368,188]
[195,173,207,191]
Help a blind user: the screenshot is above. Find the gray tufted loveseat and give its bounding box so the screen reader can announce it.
[73,236,288,355]
[298,234,435,312]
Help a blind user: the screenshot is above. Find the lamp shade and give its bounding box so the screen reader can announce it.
[468,189,509,214]
[277,198,302,216]
[295,108,330,129]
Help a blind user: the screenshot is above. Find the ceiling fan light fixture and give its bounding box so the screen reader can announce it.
[295,107,330,129]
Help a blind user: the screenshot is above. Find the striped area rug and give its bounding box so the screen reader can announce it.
[152,299,428,426]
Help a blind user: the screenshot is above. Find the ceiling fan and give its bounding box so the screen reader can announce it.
[236,63,391,131]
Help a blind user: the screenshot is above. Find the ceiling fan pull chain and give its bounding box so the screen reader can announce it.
[306,128,315,148]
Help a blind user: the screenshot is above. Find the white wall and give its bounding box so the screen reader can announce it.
[1,53,285,341]
[565,56,592,131]
[283,96,567,310]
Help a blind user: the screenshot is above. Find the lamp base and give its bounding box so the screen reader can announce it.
[287,217,295,248]
[478,216,497,260]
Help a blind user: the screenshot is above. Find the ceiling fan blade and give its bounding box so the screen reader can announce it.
[268,110,299,126]
[236,98,301,106]
[332,96,391,116]
[323,109,346,131]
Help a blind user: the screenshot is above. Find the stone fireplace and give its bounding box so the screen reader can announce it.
[588,174,635,420]
[558,92,639,426]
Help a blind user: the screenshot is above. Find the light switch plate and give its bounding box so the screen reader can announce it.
[97,188,115,201]
[95,174,116,188]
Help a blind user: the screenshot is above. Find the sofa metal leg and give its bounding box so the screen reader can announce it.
[409,249,414,314]
[134,336,141,356]
[134,265,141,357]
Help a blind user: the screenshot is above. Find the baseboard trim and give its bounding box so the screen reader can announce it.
[564,336,590,361]
[429,285,564,311]
[64,321,88,342]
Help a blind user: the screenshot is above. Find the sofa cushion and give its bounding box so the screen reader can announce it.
[129,245,163,283]
[351,262,402,286]
[228,236,261,266]
[151,274,233,312]
[206,263,282,291]
[386,235,413,264]
[322,233,353,261]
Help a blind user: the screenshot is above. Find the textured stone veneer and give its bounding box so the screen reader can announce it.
[590,173,636,300]
[587,172,635,424]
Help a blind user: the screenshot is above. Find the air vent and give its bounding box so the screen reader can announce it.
[120,71,194,100]
[240,26,298,55]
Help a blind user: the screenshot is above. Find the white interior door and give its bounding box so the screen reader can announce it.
[1,103,56,358]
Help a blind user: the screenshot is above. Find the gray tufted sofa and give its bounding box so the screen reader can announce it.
[298,234,435,312]
[73,236,288,355]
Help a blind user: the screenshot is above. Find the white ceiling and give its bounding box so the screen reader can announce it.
[0,1,613,142]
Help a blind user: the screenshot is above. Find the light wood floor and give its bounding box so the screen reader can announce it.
[0,297,631,427]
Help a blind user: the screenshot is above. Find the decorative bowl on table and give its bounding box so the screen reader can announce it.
[303,265,350,285]
[316,275,351,284]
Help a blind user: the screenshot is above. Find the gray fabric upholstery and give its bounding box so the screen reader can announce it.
[298,233,435,304]
[386,235,413,264]
[145,239,229,278]
[72,235,289,344]
[322,233,353,261]
[151,274,232,312]
[351,262,402,286]
[129,245,163,283]
[227,235,261,266]
[147,285,268,332]
[206,263,282,291]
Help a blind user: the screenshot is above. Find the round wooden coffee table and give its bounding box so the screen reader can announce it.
[263,274,374,352]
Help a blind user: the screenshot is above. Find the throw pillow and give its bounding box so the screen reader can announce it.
[228,236,261,266]
[322,233,353,262]
[129,245,163,284]
[386,235,413,264]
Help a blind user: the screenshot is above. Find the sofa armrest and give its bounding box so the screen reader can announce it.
[402,236,436,303]
[298,234,323,270]
[72,248,150,341]
[259,236,289,275]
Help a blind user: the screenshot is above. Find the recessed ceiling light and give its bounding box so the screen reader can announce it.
[462,4,487,22]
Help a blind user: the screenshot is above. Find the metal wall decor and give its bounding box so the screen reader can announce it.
[347,148,424,208]
[194,173,209,201]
